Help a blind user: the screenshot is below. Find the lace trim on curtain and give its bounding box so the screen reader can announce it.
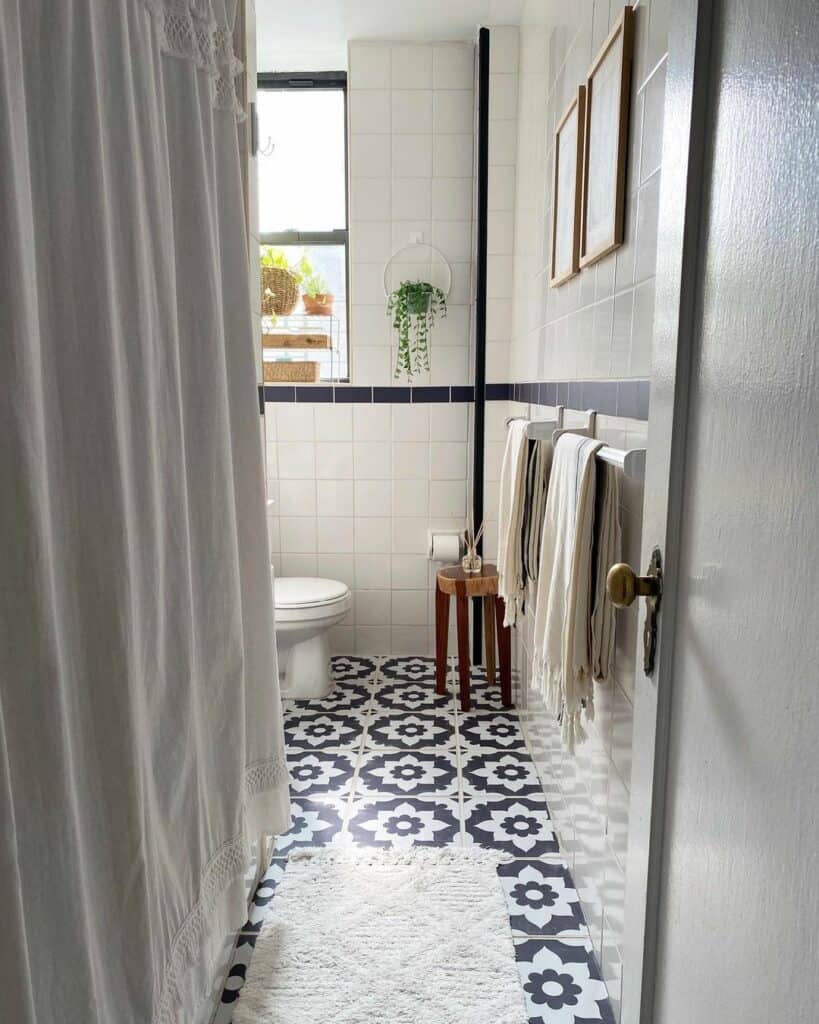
[140,0,246,120]
[151,756,290,1024]
[244,754,290,795]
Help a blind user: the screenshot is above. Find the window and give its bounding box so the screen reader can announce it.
[257,72,349,382]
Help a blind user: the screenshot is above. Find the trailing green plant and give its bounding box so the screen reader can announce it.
[259,246,313,285]
[387,280,447,381]
[303,270,330,298]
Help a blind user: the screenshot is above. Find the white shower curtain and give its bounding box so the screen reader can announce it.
[0,1,290,1021]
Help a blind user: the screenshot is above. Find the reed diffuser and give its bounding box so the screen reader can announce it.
[462,516,484,574]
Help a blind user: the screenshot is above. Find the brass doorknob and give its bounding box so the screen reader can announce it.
[606,562,662,608]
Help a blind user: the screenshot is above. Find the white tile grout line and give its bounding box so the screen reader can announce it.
[338,655,380,833]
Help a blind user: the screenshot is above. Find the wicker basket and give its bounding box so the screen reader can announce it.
[261,266,299,317]
[264,360,320,383]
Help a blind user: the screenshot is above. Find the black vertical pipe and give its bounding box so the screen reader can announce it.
[472,27,490,664]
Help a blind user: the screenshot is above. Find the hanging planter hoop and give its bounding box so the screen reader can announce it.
[383,242,453,298]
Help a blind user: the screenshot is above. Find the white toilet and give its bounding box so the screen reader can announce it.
[273,576,351,699]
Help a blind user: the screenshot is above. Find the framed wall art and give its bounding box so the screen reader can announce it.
[580,5,635,268]
[549,86,586,287]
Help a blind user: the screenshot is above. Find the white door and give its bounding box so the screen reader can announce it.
[621,0,819,1021]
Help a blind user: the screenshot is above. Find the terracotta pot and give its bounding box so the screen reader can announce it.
[303,293,334,316]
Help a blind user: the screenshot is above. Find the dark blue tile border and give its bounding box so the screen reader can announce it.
[374,386,409,403]
[450,385,475,403]
[412,386,449,403]
[297,385,333,403]
[335,386,372,403]
[261,379,649,420]
[263,385,296,403]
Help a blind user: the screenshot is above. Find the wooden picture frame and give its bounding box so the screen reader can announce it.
[579,5,635,268]
[549,86,587,287]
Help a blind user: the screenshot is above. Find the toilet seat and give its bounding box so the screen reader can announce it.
[274,577,351,623]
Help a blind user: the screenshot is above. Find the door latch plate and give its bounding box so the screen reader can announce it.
[642,546,663,675]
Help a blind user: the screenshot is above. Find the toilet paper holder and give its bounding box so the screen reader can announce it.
[428,530,464,562]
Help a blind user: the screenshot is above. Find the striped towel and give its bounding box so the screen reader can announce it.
[520,439,553,591]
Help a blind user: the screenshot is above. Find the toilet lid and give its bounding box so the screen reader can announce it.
[274,577,349,609]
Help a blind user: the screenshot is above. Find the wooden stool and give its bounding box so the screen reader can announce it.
[435,562,512,712]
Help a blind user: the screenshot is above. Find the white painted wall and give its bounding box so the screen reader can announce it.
[651,0,819,1018]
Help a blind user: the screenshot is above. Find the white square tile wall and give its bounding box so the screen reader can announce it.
[348,41,475,388]
[268,400,468,656]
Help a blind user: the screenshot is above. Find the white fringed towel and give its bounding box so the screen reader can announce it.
[497,419,529,626]
[531,434,603,751]
[591,463,622,682]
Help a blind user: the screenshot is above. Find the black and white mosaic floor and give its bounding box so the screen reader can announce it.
[216,656,614,1024]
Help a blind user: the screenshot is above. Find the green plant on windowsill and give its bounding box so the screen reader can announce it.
[302,270,334,316]
[387,280,447,382]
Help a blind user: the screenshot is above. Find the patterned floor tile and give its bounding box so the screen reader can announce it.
[216,936,256,1011]
[366,712,455,751]
[245,858,288,925]
[380,655,437,683]
[291,680,372,714]
[273,798,344,855]
[347,797,461,848]
[463,797,558,856]
[284,710,365,751]
[463,673,511,712]
[355,749,458,798]
[514,938,615,1024]
[372,677,452,713]
[331,655,379,682]
[218,652,611,1017]
[498,860,587,936]
[461,749,543,798]
[459,713,528,751]
[287,749,356,797]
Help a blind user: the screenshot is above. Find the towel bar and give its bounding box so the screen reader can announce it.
[504,406,646,482]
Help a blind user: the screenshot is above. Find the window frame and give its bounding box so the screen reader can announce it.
[256,71,351,383]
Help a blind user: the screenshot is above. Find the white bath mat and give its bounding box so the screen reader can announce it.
[233,846,528,1024]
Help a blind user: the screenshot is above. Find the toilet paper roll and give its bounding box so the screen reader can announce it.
[430,532,462,563]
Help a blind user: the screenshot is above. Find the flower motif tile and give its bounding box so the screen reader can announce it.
[356,750,458,798]
[292,681,372,714]
[331,655,378,682]
[273,798,343,855]
[217,935,257,1011]
[463,797,558,856]
[461,750,543,798]
[497,861,586,936]
[459,713,526,751]
[366,712,455,751]
[284,710,365,751]
[381,656,437,683]
[244,858,288,925]
[372,677,452,713]
[347,797,460,848]
[462,677,509,712]
[218,958,249,1008]
[514,939,614,1024]
[287,750,355,796]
